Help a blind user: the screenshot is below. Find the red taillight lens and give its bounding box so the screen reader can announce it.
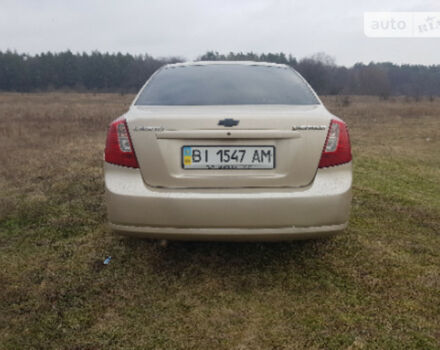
[105,118,139,168]
[318,119,352,168]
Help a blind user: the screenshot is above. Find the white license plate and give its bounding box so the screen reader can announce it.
[182,146,275,169]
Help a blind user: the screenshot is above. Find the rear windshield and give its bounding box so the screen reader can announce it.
[135,64,319,105]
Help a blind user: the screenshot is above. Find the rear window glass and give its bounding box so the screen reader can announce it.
[135,64,319,105]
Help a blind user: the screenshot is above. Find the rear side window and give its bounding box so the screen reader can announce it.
[135,64,319,105]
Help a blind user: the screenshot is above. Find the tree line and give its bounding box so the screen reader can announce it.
[1,50,440,98]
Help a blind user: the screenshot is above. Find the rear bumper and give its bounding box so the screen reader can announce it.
[104,162,352,241]
[109,222,347,241]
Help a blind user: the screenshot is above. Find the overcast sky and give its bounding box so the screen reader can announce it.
[0,0,439,66]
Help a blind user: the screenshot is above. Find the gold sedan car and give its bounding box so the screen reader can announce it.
[104,61,352,241]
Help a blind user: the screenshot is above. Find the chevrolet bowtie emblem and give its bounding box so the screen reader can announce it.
[218,118,239,127]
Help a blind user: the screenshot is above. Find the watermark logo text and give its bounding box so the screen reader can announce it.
[364,12,440,37]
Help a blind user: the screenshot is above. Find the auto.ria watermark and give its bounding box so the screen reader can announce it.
[364,12,440,37]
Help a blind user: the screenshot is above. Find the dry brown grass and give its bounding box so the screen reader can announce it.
[0,93,439,349]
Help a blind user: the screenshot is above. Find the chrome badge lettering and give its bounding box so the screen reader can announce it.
[134,126,165,132]
[292,125,327,131]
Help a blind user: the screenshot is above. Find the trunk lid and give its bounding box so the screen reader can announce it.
[126,105,331,188]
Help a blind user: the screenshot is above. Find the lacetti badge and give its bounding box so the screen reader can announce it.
[292,125,327,130]
[134,126,165,132]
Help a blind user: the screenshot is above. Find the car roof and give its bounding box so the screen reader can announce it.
[163,61,289,69]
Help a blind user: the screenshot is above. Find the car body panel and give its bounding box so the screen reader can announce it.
[105,161,352,239]
[127,104,333,188]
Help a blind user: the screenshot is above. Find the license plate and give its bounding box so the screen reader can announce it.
[182,146,275,169]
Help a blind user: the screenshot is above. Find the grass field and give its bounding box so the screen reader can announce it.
[0,93,439,349]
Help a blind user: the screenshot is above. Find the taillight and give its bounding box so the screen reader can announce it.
[318,119,352,168]
[105,118,139,168]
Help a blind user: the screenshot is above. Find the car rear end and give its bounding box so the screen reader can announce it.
[104,62,352,241]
